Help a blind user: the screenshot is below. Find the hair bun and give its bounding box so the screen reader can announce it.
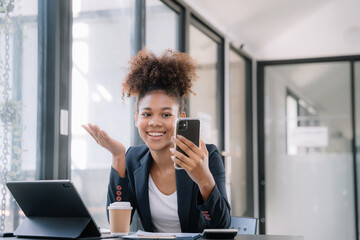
[122,48,198,100]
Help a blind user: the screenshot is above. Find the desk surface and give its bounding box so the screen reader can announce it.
[235,235,303,240]
[0,234,304,240]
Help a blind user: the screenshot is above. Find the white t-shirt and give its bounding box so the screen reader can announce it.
[148,175,181,232]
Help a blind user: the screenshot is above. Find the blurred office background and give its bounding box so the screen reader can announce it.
[0,0,359,240]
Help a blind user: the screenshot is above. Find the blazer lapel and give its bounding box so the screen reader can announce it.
[134,151,153,231]
[176,170,194,232]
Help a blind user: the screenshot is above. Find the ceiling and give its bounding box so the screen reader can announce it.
[185,0,360,60]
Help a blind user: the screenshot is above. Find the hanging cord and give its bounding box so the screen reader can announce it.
[0,0,14,232]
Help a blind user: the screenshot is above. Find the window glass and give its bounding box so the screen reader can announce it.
[146,0,179,53]
[189,25,219,146]
[0,0,38,231]
[71,0,132,229]
[228,50,247,216]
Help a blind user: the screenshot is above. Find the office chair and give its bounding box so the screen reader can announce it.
[229,216,258,235]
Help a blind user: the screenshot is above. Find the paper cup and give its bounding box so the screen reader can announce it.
[108,202,133,236]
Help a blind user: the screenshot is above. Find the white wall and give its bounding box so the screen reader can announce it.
[257,0,360,59]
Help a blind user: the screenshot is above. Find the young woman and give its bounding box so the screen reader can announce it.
[83,48,230,233]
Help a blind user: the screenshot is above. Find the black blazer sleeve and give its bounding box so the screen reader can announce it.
[196,144,231,229]
[106,147,136,221]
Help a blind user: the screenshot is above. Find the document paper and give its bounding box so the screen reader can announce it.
[123,230,201,239]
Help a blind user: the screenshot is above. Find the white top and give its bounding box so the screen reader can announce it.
[148,175,181,233]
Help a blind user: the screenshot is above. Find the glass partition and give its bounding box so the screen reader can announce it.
[0,0,38,231]
[264,62,356,240]
[71,0,133,228]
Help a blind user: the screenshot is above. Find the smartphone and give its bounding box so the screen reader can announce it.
[174,118,200,170]
[202,229,238,239]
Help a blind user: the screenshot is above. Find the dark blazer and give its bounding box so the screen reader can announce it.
[107,144,231,233]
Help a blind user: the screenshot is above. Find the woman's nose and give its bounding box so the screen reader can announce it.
[149,116,162,126]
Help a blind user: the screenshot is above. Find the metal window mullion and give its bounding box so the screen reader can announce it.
[351,61,359,240]
[58,0,72,180]
[245,52,254,217]
[37,0,56,180]
[131,0,146,146]
[179,4,189,53]
[257,62,266,234]
[36,0,71,180]
[216,39,225,153]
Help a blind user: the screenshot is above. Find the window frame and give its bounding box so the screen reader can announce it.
[37,0,72,180]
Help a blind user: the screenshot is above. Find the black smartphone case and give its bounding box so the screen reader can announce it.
[174,118,200,169]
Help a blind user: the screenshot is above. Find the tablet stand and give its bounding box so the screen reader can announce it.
[14,216,101,239]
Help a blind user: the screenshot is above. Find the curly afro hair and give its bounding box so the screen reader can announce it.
[122,48,198,113]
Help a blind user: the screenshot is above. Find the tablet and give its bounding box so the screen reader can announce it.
[7,180,101,239]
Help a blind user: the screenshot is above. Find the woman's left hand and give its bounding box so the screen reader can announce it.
[171,135,215,201]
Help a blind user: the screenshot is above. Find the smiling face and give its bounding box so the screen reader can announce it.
[135,90,184,153]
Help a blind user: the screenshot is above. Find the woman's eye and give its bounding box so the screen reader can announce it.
[141,113,151,117]
[162,113,172,118]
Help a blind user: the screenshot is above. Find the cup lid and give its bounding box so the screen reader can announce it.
[108,201,133,210]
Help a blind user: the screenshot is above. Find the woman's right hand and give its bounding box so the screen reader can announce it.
[82,123,126,177]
